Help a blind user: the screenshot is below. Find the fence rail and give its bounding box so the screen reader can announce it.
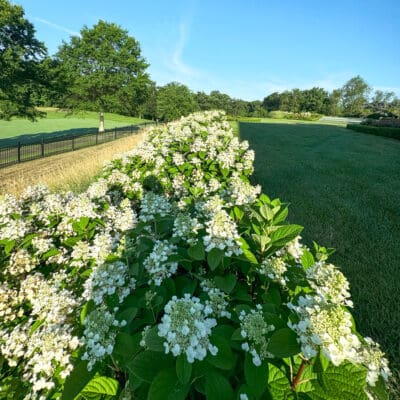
[0,122,153,169]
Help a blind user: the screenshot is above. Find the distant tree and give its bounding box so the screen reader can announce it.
[301,87,328,113]
[55,20,152,130]
[208,91,233,114]
[139,81,157,120]
[341,76,371,116]
[194,91,211,111]
[369,90,395,113]
[0,0,47,120]
[156,82,198,121]
[322,89,342,116]
[262,92,281,111]
[389,97,400,117]
[248,100,268,117]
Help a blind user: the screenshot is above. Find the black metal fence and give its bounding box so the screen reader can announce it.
[0,123,153,169]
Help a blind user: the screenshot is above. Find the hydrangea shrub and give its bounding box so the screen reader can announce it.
[0,111,391,399]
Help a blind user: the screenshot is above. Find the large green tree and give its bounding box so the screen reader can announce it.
[156,82,198,122]
[55,20,152,127]
[0,0,47,120]
[341,76,371,116]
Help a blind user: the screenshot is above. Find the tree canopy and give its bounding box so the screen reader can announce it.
[156,82,198,121]
[341,76,371,116]
[55,20,152,116]
[0,0,47,120]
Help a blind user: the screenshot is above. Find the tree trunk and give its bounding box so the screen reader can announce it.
[99,112,105,133]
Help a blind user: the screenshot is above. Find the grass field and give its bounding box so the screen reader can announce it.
[0,108,148,147]
[239,121,400,393]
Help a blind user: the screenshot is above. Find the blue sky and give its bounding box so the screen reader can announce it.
[15,0,400,100]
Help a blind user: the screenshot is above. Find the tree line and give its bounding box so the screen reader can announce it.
[1,0,399,124]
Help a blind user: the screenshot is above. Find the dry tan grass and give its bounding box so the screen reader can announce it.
[0,131,146,196]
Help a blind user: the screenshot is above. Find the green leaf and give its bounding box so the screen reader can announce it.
[128,351,174,383]
[42,247,60,260]
[301,250,315,269]
[206,335,236,370]
[309,362,368,400]
[273,206,289,225]
[267,328,301,358]
[4,240,15,255]
[207,248,224,270]
[268,364,291,400]
[143,326,165,352]
[61,360,97,400]
[205,370,235,400]
[214,274,237,294]
[260,204,274,221]
[116,306,138,325]
[244,353,269,398]
[242,249,258,264]
[188,241,205,261]
[147,368,190,400]
[80,376,119,398]
[176,355,192,385]
[270,225,303,247]
[233,206,244,221]
[113,332,142,361]
[312,351,330,374]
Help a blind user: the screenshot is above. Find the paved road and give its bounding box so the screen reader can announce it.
[319,116,362,124]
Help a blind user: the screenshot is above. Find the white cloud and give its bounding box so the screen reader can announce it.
[32,17,79,36]
[168,22,201,79]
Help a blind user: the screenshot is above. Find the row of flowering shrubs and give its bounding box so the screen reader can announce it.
[0,111,391,399]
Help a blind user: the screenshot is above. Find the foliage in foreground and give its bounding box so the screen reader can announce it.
[0,111,392,399]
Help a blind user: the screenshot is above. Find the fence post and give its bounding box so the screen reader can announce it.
[17,142,21,163]
[130,125,133,134]
[96,132,98,145]
[72,135,75,151]
[41,137,44,157]
[114,127,117,139]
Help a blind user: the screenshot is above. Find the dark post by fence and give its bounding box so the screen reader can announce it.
[96,132,98,145]
[41,137,45,157]
[17,142,21,163]
[114,127,117,139]
[72,135,75,151]
[130,125,133,134]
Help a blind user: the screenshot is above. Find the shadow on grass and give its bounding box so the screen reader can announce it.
[0,127,99,148]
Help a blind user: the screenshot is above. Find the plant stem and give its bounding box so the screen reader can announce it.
[291,359,307,391]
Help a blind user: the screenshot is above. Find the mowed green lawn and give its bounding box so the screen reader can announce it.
[240,122,400,381]
[0,109,148,147]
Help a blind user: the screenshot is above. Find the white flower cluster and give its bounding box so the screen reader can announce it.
[83,261,136,305]
[306,261,353,306]
[203,210,243,257]
[172,213,203,245]
[200,280,231,318]
[360,337,391,387]
[143,240,178,286]
[81,306,126,371]
[259,257,288,286]
[21,273,78,324]
[7,248,38,276]
[224,174,261,206]
[239,305,275,366]
[285,236,304,261]
[104,110,256,208]
[139,192,172,223]
[1,320,80,395]
[287,295,360,364]
[158,294,218,363]
[0,283,23,322]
